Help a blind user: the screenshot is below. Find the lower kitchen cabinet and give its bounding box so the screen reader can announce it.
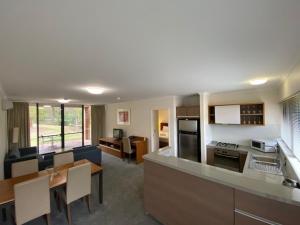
[206,147,215,165]
[144,160,234,225]
[235,212,270,225]
[235,190,300,225]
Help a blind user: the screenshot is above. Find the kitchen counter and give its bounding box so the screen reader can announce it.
[207,141,284,184]
[144,146,300,206]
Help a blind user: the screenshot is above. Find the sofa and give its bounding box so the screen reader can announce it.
[4,147,39,179]
[39,145,102,170]
[4,145,102,179]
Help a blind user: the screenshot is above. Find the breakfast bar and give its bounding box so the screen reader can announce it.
[144,147,300,225]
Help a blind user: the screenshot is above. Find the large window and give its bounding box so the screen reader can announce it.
[39,104,62,152]
[30,104,91,154]
[282,94,300,160]
[64,106,83,149]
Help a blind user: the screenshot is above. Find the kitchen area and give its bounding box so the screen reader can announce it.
[144,92,300,225]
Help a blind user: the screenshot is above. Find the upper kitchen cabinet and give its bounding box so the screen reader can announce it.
[209,103,264,125]
[215,105,240,124]
[176,106,200,117]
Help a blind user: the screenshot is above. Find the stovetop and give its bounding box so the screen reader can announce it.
[216,142,239,151]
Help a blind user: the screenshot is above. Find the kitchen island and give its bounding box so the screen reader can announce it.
[144,147,300,225]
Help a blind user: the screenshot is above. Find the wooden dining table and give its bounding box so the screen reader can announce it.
[0,159,103,220]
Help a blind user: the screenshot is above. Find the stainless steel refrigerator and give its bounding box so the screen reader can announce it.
[177,118,201,162]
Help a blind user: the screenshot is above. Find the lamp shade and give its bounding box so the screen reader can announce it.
[12,127,19,144]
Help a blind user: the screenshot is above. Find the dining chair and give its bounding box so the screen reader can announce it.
[12,159,39,178]
[122,137,135,163]
[14,175,51,225]
[62,163,92,225]
[54,152,74,168]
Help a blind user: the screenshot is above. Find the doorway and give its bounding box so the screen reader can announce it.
[151,109,170,152]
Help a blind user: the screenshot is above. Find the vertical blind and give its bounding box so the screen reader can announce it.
[282,93,300,160]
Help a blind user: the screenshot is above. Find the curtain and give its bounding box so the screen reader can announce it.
[7,102,30,150]
[91,105,106,145]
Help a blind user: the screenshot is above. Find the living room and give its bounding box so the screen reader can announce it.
[1,1,300,225]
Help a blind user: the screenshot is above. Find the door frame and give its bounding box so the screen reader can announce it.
[150,108,171,152]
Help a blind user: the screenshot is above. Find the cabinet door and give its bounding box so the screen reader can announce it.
[187,106,200,117]
[235,190,300,225]
[235,212,269,225]
[207,147,215,165]
[239,152,248,172]
[215,105,241,124]
[176,107,187,117]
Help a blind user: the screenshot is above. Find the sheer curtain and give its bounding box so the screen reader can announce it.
[91,105,105,145]
[7,102,30,150]
[282,94,300,160]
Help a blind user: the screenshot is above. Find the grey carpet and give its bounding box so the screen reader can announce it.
[2,152,161,225]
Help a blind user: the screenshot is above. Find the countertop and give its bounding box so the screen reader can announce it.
[144,145,300,207]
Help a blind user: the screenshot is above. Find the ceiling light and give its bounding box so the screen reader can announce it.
[250,79,268,85]
[117,97,121,100]
[57,99,71,104]
[86,87,105,95]
[43,105,51,108]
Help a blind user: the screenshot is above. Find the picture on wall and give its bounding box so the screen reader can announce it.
[117,109,130,125]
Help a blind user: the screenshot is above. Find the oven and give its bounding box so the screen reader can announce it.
[214,148,241,172]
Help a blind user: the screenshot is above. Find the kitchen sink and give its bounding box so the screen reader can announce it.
[251,155,280,165]
[249,154,282,175]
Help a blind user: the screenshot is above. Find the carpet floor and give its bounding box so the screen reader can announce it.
[2,152,161,225]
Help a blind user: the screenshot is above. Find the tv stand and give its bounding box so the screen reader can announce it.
[99,136,148,164]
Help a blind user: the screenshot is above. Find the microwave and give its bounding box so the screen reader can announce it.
[250,139,277,153]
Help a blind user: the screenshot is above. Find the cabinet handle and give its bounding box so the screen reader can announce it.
[235,209,282,225]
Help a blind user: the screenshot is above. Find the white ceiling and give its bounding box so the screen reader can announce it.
[0,0,300,104]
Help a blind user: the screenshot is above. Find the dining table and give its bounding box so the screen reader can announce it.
[0,159,103,221]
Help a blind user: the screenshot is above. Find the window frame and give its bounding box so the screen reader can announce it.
[30,104,87,153]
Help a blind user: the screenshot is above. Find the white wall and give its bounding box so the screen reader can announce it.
[281,62,300,100]
[208,88,281,146]
[0,88,8,179]
[105,96,177,154]
[158,109,169,124]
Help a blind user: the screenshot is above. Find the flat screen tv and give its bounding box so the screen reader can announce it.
[113,128,123,139]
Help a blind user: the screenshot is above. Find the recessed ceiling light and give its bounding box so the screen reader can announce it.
[43,105,51,108]
[57,99,71,104]
[250,79,268,85]
[85,87,105,95]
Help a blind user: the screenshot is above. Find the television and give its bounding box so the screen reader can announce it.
[113,128,123,139]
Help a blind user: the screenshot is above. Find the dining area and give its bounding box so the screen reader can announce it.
[0,151,103,225]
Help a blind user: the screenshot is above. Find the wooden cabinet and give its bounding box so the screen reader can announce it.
[209,103,264,125]
[176,106,187,117]
[239,151,247,172]
[176,106,200,117]
[235,190,300,225]
[144,160,234,225]
[235,212,269,225]
[207,147,215,165]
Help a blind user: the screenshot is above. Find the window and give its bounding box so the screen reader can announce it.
[282,94,300,160]
[64,106,83,149]
[29,104,91,154]
[38,104,62,152]
[29,104,37,147]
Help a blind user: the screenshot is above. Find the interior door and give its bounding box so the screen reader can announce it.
[152,110,159,152]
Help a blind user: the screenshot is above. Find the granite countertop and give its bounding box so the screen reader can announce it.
[144,145,300,207]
